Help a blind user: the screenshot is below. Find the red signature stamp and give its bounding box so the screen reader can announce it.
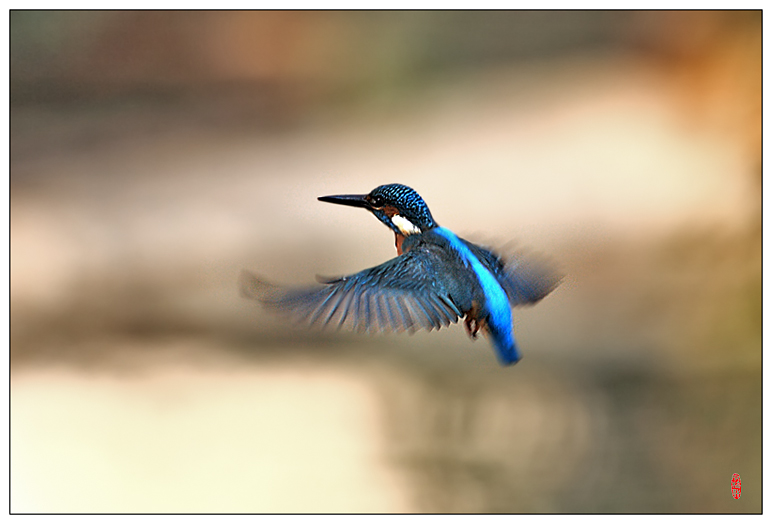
[731,473,741,499]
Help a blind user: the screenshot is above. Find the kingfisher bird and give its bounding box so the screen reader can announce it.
[240,183,561,366]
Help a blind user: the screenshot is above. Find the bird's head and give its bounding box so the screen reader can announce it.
[318,183,437,236]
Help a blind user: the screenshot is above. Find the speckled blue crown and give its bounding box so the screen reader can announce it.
[369,184,437,229]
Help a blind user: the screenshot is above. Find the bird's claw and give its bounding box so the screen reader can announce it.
[464,317,481,340]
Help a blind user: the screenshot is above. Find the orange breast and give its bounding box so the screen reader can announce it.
[394,233,406,255]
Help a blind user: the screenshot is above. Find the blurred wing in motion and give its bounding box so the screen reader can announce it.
[240,248,463,334]
[497,254,563,306]
[462,240,563,306]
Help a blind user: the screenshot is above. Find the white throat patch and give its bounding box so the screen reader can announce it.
[391,214,421,235]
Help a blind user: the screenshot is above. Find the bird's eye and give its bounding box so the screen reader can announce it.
[369,195,384,207]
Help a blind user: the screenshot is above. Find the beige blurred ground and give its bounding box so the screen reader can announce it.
[10,11,761,513]
[12,348,410,513]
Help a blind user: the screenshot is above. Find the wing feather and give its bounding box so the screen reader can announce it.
[240,245,462,335]
[460,239,562,306]
[357,287,371,333]
[376,292,393,332]
[498,255,563,306]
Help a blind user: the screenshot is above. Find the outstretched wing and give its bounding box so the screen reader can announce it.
[462,240,563,306]
[497,254,563,305]
[240,247,463,334]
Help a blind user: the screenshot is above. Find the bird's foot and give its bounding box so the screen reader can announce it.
[464,317,481,340]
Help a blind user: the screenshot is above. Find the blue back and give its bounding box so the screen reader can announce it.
[433,227,520,365]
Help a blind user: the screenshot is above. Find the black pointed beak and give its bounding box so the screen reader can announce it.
[318,193,371,209]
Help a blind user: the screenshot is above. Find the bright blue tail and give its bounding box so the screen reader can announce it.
[488,320,522,366]
[432,227,522,366]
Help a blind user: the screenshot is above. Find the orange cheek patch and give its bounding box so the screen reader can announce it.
[382,205,399,218]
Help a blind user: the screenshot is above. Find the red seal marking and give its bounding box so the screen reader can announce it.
[731,473,741,499]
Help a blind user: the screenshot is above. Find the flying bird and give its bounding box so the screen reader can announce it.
[240,183,561,365]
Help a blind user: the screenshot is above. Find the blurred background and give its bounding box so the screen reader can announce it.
[10,10,760,513]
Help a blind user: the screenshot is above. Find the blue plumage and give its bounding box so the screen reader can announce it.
[240,183,560,366]
[433,227,519,365]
